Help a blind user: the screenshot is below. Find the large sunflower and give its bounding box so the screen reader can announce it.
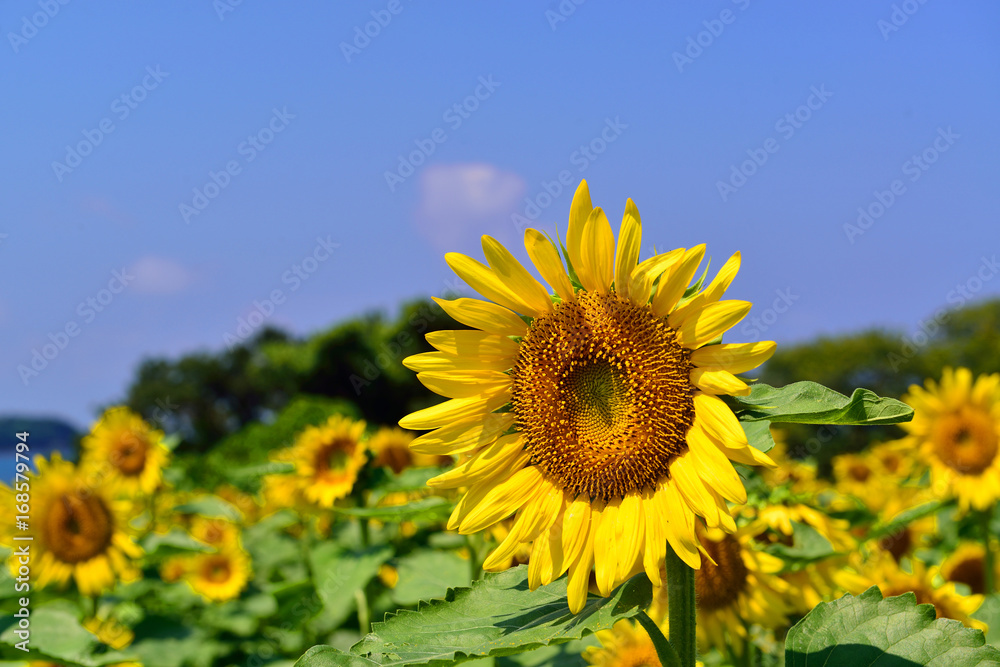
[264,415,368,509]
[1,454,141,595]
[80,406,170,496]
[900,368,1000,511]
[400,180,776,612]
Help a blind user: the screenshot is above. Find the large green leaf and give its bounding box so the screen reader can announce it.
[390,549,472,606]
[785,587,1000,666]
[139,528,213,558]
[730,382,914,425]
[296,645,379,667]
[345,565,651,666]
[333,497,453,522]
[740,419,775,453]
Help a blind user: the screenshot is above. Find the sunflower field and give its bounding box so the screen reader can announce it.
[4,182,1000,667]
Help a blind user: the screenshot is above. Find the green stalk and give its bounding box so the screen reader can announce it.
[666,544,697,667]
[635,610,681,667]
[983,509,996,595]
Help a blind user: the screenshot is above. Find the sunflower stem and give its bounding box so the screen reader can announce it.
[666,544,697,667]
[635,610,681,667]
[982,509,996,595]
[354,588,371,635]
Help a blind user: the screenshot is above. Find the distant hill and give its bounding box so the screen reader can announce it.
[0,416,80,481]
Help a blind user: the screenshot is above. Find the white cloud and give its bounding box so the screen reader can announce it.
[127,256,196,295]
[416,163,525,249]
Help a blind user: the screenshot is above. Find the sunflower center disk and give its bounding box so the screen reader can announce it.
[203,555,233,583]
[933,408,998,475]
[45,491,115,563]
[511,291,695,502]
[948,556,986,595]
[113,433,148,476]
[694,534,748,611]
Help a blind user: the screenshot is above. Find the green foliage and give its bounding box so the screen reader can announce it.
[389,549,472,607]
[140,528,213,557]
[729,382,913,426]
[0,601,133,667]
[764,521,839,568]
[346,566,652,665]
[785,587,1000,665]
[309,543,393,630]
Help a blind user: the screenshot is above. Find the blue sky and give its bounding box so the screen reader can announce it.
[2,1,998,429]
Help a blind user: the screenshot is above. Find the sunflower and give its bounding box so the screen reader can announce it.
[899,368,1000,511]
[84,615,134,650]
[400,180,776,613]
[941,542,998,596]
[264,415,368,509]
[0,454,141,595]
[369,426,449,473]
[831,451,890,508]
[867,485,938,563]
[183,546,251,602]
[80,406,170,496]
[692,521,792,653]
[747,503,869,614]
[189,516,242,551]
[583,620,666,667]
[861,551,986,631]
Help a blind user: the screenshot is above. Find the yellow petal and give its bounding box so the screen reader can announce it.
[628,248,684,306]
[402,351,512,373]
[417,370,511,399]
[593,499,620,596]
[566,180,594,286]
[616,491,645,581]
[651,245,706,317]
[580,207,615,292]
[482,482,557,571]
[558,496,592,576]
[528,530,555,589]
[399,393,508,430]
[566,503,600,613]
[614,200,642,299]
[667,252,742,328]
[693,393,748,448]
[674,300,751,349]
[409,412,514,455]
[481,236,554,316]
[661,482,701,569]
[427,433,528,489]
[459,465,544,533]
[687,421,747,504]
[524,229,575,302]
[425,330,519,357]
[690,368,750,396]
[642,490,666,586]
[446,252,547,318]
[671,455,720,528]
[432,297,527,337]
[690,341,776,374]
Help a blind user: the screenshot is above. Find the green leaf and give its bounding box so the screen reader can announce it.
[228,461,296,480]
[140,528,213,558]
[309,543,393,630]
[128,616,231,667]
[366,467,447,504]
[730,382,914,426]
[972,594,1000,648]
[333,497,453,522]
[173,494,243,521]
[390,550,472,606]
[785,586,1000,666]
[764,521,839,568]
[296,645,379,667]
[350,565,652,666]
[741,419,775,453]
